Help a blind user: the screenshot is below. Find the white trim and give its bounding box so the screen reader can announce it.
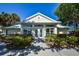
[56,24,69,28]
[5,24,21,29]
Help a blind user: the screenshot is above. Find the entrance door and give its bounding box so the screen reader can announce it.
[35,28,42,39]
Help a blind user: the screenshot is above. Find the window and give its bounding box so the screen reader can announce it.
[51,28,54,34]
[28,29,32,34]
[46,28,49,33]
[46,28,49,36]
[46,28,54,36]
[23,28,32,35]
[23,24,32,27]
[23,30,27,34]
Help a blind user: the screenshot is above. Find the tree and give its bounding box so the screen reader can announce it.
[11,13,20,25]
[55,3,79,27]
[0,12,20,26]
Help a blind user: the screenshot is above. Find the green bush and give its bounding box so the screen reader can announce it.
[24,35,33,45]
[57,34,67,38]
[3,36,12,43]
[0,35,6,41]
[45,34,55,42]
[59,40,68,48]
[67,36,78,45]
[45,34,78,48]
[45,34,67,46]
[60,40,67,46]
[54,38,60,45]
[6,34,33,49]
[77,37,79,44]
[55,37,64,44]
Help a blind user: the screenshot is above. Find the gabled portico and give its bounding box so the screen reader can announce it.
[24,12,62,39]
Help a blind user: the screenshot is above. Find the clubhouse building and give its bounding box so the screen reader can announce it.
[0,12,69,39]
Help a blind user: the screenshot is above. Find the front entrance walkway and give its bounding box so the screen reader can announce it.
[27,39,60,56]
[0,39,79,56]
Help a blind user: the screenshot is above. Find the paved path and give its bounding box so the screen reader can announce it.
[27,39,60,56]
[0,39,79,56]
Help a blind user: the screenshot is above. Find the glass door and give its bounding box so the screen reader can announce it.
[35,28,42,38]
[40,29,42,37]
[35,29,38,37]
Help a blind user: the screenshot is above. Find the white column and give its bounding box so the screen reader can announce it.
[54,27,57,34]
[4,29,7,36]
[42,24,46,38]
[20,25,23,34]
[49,28,51,35]
[32,24,35,37]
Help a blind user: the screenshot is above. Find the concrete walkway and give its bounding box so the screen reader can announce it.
[0,39,79,56]
[26,39,79,56]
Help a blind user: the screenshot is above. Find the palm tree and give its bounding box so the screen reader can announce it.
[11,13,20,24]
[0,12,20,26]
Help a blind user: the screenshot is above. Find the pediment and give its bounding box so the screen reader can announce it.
[25,12,60,23]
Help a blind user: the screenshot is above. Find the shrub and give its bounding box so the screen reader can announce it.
[45,34,55,42]
[60,40,67,46]
[59,40,68,48]
[69,29,79,37]
[55,37,63,44]
[74,31,79,37]
[54,38,60,46]
[67,36,78,45]
[57,34,67,38]
[6,34,33,49]
[24,35,33,45]
[45,34,67,46]
[54,36,68,47]
[45,33,79,48]
[0,35,5,39]
[3,36,12,43]
[77,37,79,45]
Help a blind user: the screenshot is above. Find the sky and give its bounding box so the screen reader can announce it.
[0,3,59,21]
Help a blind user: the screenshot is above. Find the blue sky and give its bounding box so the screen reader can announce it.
[0,3,59,21]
